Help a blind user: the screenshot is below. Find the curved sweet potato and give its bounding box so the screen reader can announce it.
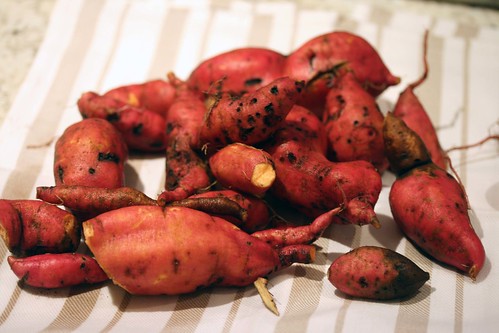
[54,118,128,188]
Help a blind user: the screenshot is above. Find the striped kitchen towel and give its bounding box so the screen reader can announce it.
[0,0,498,332]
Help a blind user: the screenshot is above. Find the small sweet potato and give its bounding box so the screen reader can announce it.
[198,77,304,148]
[209,143,276,196]
[284,31,400,115]
[36,185,157,218]
[54,118,128,188]
[1,200,80,256]
[392,32,447,170]
[323,71,388,173]
[328,246,429,300]
[83,205,316,295]
[8,253,109,289]
[187,47,286,95]
[384,112,485,279]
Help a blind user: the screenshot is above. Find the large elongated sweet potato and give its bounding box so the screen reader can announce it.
[83,205,319,295]
[54,118,128,188]
[384,112,485,279]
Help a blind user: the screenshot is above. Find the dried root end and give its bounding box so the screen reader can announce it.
[251,163,276,189]
[254,277,279,316]
[370,215,381,229]
[468,265,479,281]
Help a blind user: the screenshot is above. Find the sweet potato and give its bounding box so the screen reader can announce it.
[1,200,80,256]
[83,205,316,295]
[383,112,485,279]
[328,246,429,300]
[209,143,275,196]
[156,73,212,204]
[101,79,176,117]
[183,190,272,233]
[264,107,382,227]
[8,253,108,289]
[0,200,21,252]
[78,92,167,152]
[187,47,286,95]
[284,31,400,115]
[392,32,447,170]
[198,77,304,148]
[36,185,157,218]
[54,118,128,188]
[323,71,388,173]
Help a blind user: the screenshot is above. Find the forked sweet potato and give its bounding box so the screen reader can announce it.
[8,253,108,288]
[392,32,447,170]
[209,143,276,196]
[284,31,400,115]
[187,47,286,95]
[0,200,80,256]
[323,71,388,173]
[328,246,429,300]
[198,77,304,148]
[54,118,128,188]
[82,205,327,295]
[383,112,485,279]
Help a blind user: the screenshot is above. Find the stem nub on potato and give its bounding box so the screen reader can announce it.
[328,246,429,300]
[383,112,485,279]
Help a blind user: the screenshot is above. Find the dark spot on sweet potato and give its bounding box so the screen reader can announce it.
[58,165,64,182]
[264,103,274,114]
[132,123,143,135]
[270,86,279,95]
[358,276,368,288]
[98,152,120,163]
[166,122,174,134]
[255,112,261,118]
[106,113,120,122]
[245,78,262,86]
[247,115,256,125]
[88,168,95,174]
[287,152,297,164]
[250,98,258,104]
[173,258,180,273]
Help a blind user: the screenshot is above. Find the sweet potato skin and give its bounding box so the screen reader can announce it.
[198,77,304,148]
[187,47,286,95]
[53,118,128,188]
[323,71,388,172]
[328,246,429,300]
[209,143,276,196]
[8,253,108,288]
[0,200,22,252]
[284,31,400,114]
[83,206,313,295]
[3,200,80,256]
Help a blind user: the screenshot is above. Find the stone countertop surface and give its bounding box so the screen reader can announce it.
[1,0,498,126]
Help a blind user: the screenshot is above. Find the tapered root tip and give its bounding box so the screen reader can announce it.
[370,216,381,229]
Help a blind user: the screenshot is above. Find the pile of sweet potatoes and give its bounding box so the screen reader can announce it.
[0,29,489,310]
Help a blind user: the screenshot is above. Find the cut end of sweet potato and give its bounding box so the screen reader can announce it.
[251,163,276,189]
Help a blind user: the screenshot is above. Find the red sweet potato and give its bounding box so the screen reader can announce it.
[83,205,316,295]
[8,253,109,289]
[54,118,128,188]
[284,31,400,115]
[36,185,157,218]
[1,200,80,256]
[157,73,212,204]
[323,71,388,173]
[180,190,272,233]
[0,200,21,252]
[209,143,276,196]
[392,32,447,170]
[328,246,429,300]
[198,77,304,148]
[187,47,286,95]
[78,92,167,152]
[102,79,176,117]
[383,112,485,279]
[264,107,382,227]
